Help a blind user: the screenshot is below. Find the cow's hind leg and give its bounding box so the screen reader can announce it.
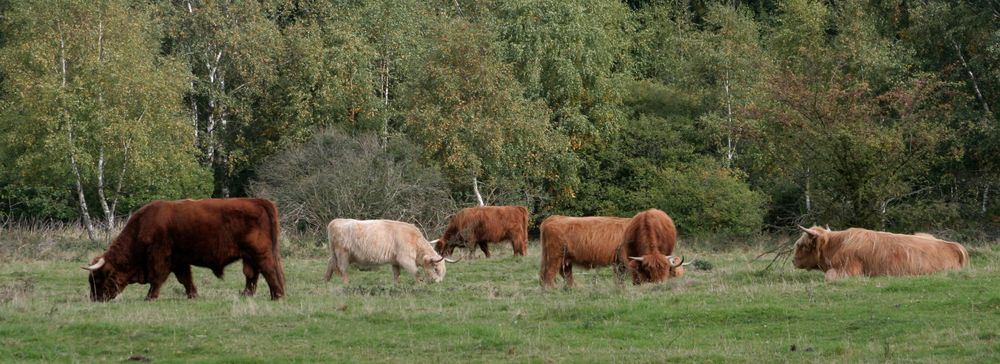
[335,248,351,285]
[324,254,340,282]
[560,262,576,288]
[174,264,198,299]
[242,261,259,297]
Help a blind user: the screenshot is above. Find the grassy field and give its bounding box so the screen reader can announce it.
[1,232,999,363]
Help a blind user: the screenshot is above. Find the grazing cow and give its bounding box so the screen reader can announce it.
[83,198,285,301]
[539,215,632,289]
[325,219,458,285]
[436,206,529,257]
[616,209,686,285]
[793,226,968,280]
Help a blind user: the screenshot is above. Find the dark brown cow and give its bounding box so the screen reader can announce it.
[539,215,632,289]
[436,206,528,257]
[616,208,685,285]
[82,198,285,301]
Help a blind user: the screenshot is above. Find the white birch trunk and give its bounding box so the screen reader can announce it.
[473,176,485,206]
[724,71,736,167]
[59,26,98,241]
[951,38,992,116]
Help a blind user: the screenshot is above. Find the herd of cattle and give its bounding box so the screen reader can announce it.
[81,198,969,301]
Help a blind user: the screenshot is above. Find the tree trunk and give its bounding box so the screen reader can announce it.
[68,129,98,242]
[381,59,390,148]
[724,70,736,167]
[804,168,812,214]
[473,176,485,206]
[59,26,97,241]
[951,37,992,116]
[983,184,991,215]
[96,147,114,231]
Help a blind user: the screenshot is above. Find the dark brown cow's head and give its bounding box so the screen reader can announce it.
[627,254,686,283]
[83,256,127,301]
[435,238,457,257]
[793,226,829,270]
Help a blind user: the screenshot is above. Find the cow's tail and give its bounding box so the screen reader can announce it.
[262,200,285,287]
[953,242,969,268]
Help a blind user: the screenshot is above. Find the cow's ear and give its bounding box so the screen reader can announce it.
[798,225,820,237]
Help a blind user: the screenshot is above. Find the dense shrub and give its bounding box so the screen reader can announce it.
[251,128,454,238]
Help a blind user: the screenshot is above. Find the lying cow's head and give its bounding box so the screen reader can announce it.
[423,240,460,282]
[793,226,829,270]
[627,254,687,283]
[82,256,127,301]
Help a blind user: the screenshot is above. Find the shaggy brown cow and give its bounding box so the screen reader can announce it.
[539,215,632,289]
[793,226,969,280]
[436,206,528,257]
[616,209,685,285]
[83,198,285,301]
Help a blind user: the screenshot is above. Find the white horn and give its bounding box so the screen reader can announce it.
[444,257,460,263]
[428,239,440,245]
[82,257,106,271]
[798,225,818,236]
[629,256,644,261]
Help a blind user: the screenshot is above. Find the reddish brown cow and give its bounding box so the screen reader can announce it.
[794,226,968,280]
[82,198,285,301]
[616,209,685,285]
[436,206,528,257]
[539,215,632,289]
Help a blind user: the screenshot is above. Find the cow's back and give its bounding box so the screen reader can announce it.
[329,219,422,264]
[138,199,276,269]
[543,216,630,267]
[833,229,968,276]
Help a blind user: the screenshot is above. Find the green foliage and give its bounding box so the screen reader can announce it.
[401,17,577,206]
[0,0,210,221]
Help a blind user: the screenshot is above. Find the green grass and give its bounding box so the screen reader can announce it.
[1,238,999,363]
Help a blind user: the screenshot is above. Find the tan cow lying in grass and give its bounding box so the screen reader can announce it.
[325,219,458,285]
[793,226,968,280]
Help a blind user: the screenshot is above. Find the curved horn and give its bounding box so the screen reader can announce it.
[824,224,831,232]
[666,255,685,268]
[82,257,106,271]
[428,239,440,245]
[798,225,818,236]
[429,255,445,264]
[629,256,644,261]
[444,257,461,263]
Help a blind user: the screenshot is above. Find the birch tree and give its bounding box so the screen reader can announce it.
[0,0,209,239]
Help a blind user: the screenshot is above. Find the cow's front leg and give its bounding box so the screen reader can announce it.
[174,264,198,299]
[145,257,170,300]
[479,241,491,257]
[400,260,421,283]
[392,265,401,284]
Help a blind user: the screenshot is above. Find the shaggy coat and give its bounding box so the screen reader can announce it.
[616,209,684,284]
[84,198,285,301]
[793,226,968,280]
[325,219,453,284]
[436,206,529,257]
[539,215,632,289]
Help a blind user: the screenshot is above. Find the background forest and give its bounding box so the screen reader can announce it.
[1,0,997,243]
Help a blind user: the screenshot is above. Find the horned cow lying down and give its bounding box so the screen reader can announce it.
[325,219,458,285]
[794,226,968,280]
